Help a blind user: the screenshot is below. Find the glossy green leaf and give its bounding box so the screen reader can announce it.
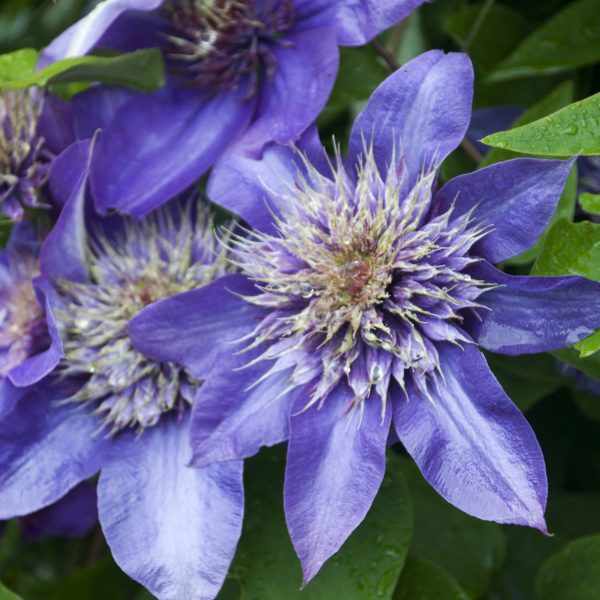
[574,330,600,359]
[482,92,600,157]
[532,218,600,281]
[485,352,567,412]
[533,218,600,364]
[536,534,600,600]
[0,48,37,83]
[0,582,22,600]
[393,556,469,600]
[399,458,506,599]
[489,0,600,81]
[580,193,600,216]
[0,48,164,92]
[480,80,574,167]
[221,448,412,600]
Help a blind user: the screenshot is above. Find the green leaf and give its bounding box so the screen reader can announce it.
[480,80,574,168]
[221,448,412,600]
[533,218,600,365]
[482,91,600,157]
[393,556,469,600]
[0,581,22,600]
[489,0,600,81]
[579,193,600,216]
[532,218,600,281]
[485,352,567,412]
[506,161,577,266]
[493,492,600,600]
[0,49,164,92]
[399,458,506,599]
[536,534,600,600]
[574,330,600,358]
[0,48,37,83]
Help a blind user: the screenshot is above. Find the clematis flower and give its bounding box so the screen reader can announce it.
[0,222,62,417]
[0,148,246,599]
[41,0,427,217]
[128,50,600,582]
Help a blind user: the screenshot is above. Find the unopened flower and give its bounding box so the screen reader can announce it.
[130,51,600,582]
[41,0,426,217]
[0,177,244,599]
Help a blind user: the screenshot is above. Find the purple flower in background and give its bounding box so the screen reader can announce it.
[129,50,600,582]
[0,91,51,220]
[0,222,62,418]
[0,148,245,599]
[42,0,426,217]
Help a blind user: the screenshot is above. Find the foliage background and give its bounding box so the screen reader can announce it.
[1,0,600,598]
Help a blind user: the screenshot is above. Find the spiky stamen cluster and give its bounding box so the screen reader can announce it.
[55,202,234,433]
[232,147,496,414]
[164,0,294,95]
[0,90,50,220]
[0,255,49,377]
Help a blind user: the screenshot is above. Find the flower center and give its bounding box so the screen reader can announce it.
[0,90,49,220]
[55,202,234,433]
[233,146,494,411]
[0,257,49,377]
[163,0,295,95]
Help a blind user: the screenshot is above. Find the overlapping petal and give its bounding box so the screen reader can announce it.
[0,381,107,519]
[469,262,600,355]
[285,384,391,583]
[98,415,244,600]
[89,87,254,217]
[435,157,575,262]
[349,50,473,188]
[393,343,547,530]
[128,274,262,379]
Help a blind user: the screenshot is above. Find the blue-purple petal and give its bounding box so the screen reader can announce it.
[393,343,547,530]
[0,380,106,519]
[41,137,95,283]
[469,262,600,355]
[349,50,473,189]
[285,384,391,583]
[233,27,338,157]
[128,274,262,379]
[8,276,63,387]
[434,157,575,262]
[294,0,427,46]
[72,85,137,140]
[89,86,254,218]
[48,139,94,209]
[190,351,301,467]
[98,415,244,600]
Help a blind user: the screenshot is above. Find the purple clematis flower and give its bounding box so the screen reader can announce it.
[0,145,246,599]
[41,0,427,218]
[128,50,600,583]
[0,90,74,220]
[0,221,63,418]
